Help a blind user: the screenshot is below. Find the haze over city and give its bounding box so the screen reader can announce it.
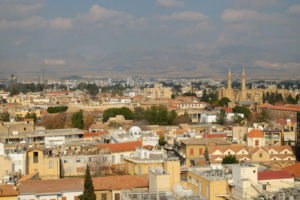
[0,0,300,80]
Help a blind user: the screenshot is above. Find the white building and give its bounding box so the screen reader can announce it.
[45,136,65,148]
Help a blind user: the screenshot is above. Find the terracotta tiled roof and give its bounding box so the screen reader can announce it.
[203,133,227,138]
[92,175,148,190]
[247,129,264,138]
[269,154,295,160]
[84,131,107,138]
[175,129,188,134]
[207,145,247,154]
[19,179,83,195]
[156,129,167,136]
[256,103,274,108]
[0,185,19,197]
[216,107,233,113]
[282,162,300,178]
[95,141,142,153]
[17,173,39,183]
[258,170,293,180]
[262,146,294,154]
[181,138,230,146]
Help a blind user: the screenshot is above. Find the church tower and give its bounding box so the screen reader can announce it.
[228,65,232,89]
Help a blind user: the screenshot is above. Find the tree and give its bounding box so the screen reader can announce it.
[39,113,67,129]
[86,84,99,96]
[216,109,227,125]
[133,107,145,120]
[222,155,239,164]
[172,114,191,125]
[232,113,243,125]
[84,113,95,130]
[286,95,297,104]
[159,135,166,146]
[102,107,133,122]
[72,111,84,129]
[257,110,269,123]
[143,105,177,125]
[25,112,37,125]
[47,106,68,113]
[233,106,251,119]
[79,165,96,200]
[0,112,10,122]
[182,92,196,97]
[219,97,230,107]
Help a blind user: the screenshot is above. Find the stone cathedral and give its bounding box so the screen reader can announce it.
[218,68,294,105]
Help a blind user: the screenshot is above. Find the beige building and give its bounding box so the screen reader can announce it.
[186,167,228,200]
[218,68,295,104]
[0,156,12,182]
[0,120,35,143]
[175,138,230,166]
[144,84,172,99]
[27,148,60,179]
[93,175,148,200]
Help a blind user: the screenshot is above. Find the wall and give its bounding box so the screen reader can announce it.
[259,178,294,193]
[27,149,60,179]
[0,155,12,181]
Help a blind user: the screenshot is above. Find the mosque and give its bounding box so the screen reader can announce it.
[218,68,294,105]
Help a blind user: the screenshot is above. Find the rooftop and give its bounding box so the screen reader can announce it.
[258,170,293,181]
[92,175,148,190]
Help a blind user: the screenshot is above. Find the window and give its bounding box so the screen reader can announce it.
[138,166,142,175]
[76,159,81,163]
[49,160,53,169]
[33,152,38,163]
[263,184,267,190]
[199,148,203,155]
[259,153,262,158]
[207,185,210,199]
[101,193,107,200]
[112,155,115,164]
[190,148,194,155]
[24,128,26,131]
[62,197,67,200]
[255,140,259,146]
[148,166,152,172]
[285,151,287,154]
[199,182,202,194]
[115,193,120,200]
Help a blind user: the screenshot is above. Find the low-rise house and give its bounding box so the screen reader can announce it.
[276,119,296,146]
[247,129,265,147]
[96,141,142,165]
[18,179,83,200]
[0,184,19,200]
[207,145,250,164]
[93,175,148,200]
[258,170,294,193]
[124,147,165,176]
[174,138,230,166]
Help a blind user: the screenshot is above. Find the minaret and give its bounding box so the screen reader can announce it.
[241,66,247,101]
[242,67,246,90]
[228,65,232,89]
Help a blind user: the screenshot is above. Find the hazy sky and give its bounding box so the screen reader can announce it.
[0,0,300,78]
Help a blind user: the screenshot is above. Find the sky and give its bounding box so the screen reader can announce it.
[0,0,300,80]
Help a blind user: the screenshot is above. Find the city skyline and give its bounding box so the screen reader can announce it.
[0,0,300,79]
